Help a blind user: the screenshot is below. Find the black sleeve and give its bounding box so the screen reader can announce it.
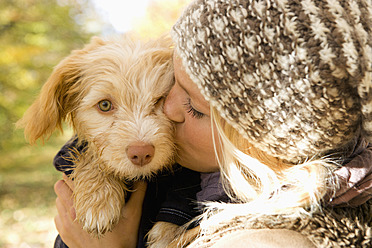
[137,165,201,247]
[53,136,87,176]
[155,166,201,227]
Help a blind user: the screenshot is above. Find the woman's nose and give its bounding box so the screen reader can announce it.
[164,86,184,123]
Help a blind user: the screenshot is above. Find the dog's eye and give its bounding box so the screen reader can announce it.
[97,100,113,112]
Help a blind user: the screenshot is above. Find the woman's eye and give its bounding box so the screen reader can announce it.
[97,100,113,112]
[184,98,205,119]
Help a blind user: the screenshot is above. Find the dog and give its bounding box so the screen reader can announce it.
[17,34,178,238]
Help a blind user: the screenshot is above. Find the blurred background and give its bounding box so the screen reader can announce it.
[0,0,190,247]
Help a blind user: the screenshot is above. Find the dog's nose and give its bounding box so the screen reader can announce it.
[126,142,155,166]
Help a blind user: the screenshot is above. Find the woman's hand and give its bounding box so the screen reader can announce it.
[54,174,147,248]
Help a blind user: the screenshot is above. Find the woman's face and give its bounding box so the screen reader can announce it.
[163,54,219,172]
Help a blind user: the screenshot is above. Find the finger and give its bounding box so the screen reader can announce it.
[126,181,147,208]
[123,181,147,218]
[62,173,75,191]
[54,200,79,248]
[120,181,147,231]
[56,190,77,222]
[54,180,74,210]
[56,197,69,222]
[54,214,62,233]
[54,214,68,240]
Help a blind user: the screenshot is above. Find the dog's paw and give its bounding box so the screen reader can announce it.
[73,185,124,237]
[72,167,126,237]
[76,203,122,237]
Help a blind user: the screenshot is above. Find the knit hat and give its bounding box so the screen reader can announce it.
[172,0,372,163]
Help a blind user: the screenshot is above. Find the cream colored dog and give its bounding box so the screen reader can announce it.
[17,34,177,238]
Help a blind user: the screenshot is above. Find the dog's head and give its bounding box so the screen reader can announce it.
[18,34,175,178]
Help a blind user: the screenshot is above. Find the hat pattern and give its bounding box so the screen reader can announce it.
[172,0,372,163]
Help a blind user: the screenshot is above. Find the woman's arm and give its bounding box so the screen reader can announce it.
[54,174,147,248]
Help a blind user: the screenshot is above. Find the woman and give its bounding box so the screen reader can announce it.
[55,0,372,247]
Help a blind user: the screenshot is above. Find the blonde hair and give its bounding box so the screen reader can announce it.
[198,107,339,230]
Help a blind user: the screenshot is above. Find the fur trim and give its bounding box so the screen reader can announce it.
[190,200,372,248]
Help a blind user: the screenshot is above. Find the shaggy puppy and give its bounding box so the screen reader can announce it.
[17,34,176,237]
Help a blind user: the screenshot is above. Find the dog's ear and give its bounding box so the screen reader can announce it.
[16,53,82,144]
[16,36,105,144]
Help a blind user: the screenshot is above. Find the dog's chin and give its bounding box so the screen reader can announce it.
[103,156,174,180]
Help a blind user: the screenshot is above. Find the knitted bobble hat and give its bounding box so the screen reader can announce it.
[172,0,372,163]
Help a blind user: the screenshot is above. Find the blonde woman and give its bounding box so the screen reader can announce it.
[54,0,372,247]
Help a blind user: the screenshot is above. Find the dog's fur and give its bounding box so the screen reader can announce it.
[147,222,201,248]
[17,34,179,239]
